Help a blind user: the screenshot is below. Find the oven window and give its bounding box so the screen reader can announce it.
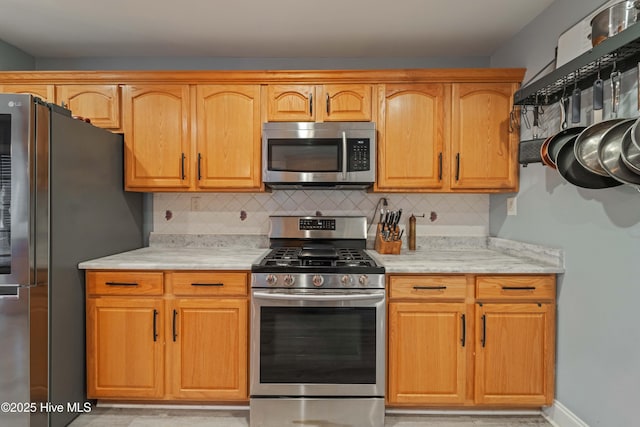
[260,306,376,384]
[268,139,340,172]
[0,115,11,274]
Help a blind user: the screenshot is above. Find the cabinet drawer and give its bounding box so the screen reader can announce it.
[87,271,163,296]
[170,272,248,296]
[476,275,555,301]
[389,275,467,300]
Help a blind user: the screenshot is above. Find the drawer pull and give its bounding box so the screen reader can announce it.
[501,286,536,291]
[172,309,178,342]
[481,314,486,348]
[191,283,224,287]
[105,281,138,287]
[413,286,447,290]
[461,314,466,347]
[153,309,158,342]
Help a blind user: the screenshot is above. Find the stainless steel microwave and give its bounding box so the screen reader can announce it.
[262,122,376,189]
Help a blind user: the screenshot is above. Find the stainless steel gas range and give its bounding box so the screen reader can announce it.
[250,216,385,427]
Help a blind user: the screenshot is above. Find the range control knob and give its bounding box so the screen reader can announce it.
[341,275,353,287]
[266,274,277,286]
[312,275,324,287]
[283,274,295,287]
[358,274,369,287]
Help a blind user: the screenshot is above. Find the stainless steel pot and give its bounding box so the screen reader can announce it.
[556,135,622,189]
[597,124,640,186]
[621,126,640,174]
[574,118,627,176]
[590,1,640,46]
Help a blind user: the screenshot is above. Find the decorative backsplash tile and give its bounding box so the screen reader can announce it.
[153,191,489,236]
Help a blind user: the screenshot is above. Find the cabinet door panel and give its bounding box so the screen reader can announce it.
[451,83,518,190]
[0,84,54,102]
[87,298,164,398]
[388,302,467,404]
[267,85,315,121]
[475,303,554,405]
[196,85,261,190]
[169,298,248,400]
[321,84,372,121]
[378,84,447,190]
[123,85,191,189]
[56,84,120,129]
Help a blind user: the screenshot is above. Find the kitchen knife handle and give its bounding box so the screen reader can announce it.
[172,309,178,342]
[455,153,460,181]
[461,314,466,347]
[309,92,313,116]
[190,283,224,287]
[105,281,138,287]
[153,309,158,342]
[181,153,186,180]
[481,314,486,348]
[197,153,202,180]
[438,152,443,181]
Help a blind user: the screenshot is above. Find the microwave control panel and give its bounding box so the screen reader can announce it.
[347,139,370,172]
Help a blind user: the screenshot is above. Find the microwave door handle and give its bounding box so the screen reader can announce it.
[342,131,347,180]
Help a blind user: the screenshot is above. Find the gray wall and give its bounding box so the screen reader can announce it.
[0,40,34,70]
[35,56,489,70]
[491,1,640,426]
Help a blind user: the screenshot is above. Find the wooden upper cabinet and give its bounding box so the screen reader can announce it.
[195,85,262,190]
[321,84,372,121]
[122,84,191,190]
[55,84,121,129]
[266,84,314,121]
[377,84,448,191]
[0,84,54,102]
[451,83,518,191]
[266,84,372,122]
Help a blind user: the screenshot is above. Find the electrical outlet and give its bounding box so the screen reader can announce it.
[190,196,201,211]
[506,197,517,216]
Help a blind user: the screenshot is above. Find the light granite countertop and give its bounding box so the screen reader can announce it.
[78,234,564,274]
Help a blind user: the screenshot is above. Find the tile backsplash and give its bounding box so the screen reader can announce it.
[153,191,489,236]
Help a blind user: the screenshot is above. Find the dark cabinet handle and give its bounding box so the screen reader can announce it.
[326,93,330,114]
[153,309,158,342]
[455,153,460,181]
[502,286,536,291]
[413,286,447,290]
[197,153,202,180]
[309,92,313,116]
[172,309,178,342]
[191,283,224,287]
[181,153,186,180]
[105,281,138,287]
[481,314,486,348]
[438,152,443,181]
[461,314,466,347]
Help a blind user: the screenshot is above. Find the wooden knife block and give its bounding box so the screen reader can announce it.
[374,224,402,255]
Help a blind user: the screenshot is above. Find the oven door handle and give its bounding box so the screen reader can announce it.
[252,290,384,302]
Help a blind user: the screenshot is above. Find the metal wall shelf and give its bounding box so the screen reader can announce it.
[514,23,640,106]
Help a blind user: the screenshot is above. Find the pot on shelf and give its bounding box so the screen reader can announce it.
[590,1,640,46]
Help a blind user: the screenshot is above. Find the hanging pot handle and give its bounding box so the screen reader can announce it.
[611,62,621,118]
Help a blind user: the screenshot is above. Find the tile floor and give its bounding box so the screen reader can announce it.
[68,407,553,427]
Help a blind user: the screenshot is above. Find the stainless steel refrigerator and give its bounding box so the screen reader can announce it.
[0,94,143,427]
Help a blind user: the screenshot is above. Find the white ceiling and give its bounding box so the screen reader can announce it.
[0,0,555,59]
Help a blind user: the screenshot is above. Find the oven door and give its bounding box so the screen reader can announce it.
[250,288,385,397]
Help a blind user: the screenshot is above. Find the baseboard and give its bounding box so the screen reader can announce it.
[543,400,589,427]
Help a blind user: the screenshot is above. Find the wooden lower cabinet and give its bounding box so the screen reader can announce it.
[167,298,248,400]
[86,297,164,399]
[86,270,249,402]
[387,274,555,407]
